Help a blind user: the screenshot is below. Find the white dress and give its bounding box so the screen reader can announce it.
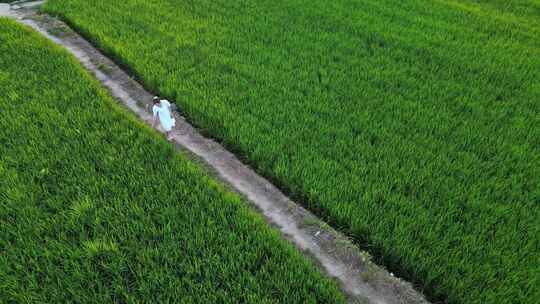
[152,99,174,132]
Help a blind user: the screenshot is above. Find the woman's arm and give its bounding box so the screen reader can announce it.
[152,106,159,127]
[166,101,174,120]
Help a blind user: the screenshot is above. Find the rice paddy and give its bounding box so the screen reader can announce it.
[0,18,346,303]
[41,0,540,303]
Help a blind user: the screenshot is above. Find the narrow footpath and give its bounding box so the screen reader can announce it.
[1,2,429,304]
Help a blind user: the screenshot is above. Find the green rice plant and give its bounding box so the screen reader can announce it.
[42,0,540,303]
[0,18,345,303]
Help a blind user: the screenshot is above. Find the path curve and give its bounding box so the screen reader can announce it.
[2,3,429,304]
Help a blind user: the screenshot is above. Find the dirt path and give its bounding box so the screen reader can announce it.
[2,3,428,304]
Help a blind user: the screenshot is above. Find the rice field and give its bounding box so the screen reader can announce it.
[41,1,540,303]
[0,18,346,303]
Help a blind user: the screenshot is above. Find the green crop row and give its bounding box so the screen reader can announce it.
[0,18,345,303]
[42,0,540,303]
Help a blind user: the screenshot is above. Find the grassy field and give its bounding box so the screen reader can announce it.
[0,18,346,303]
[43,0,540,303]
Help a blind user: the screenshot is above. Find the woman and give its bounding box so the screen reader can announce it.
[152,96,175,141]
